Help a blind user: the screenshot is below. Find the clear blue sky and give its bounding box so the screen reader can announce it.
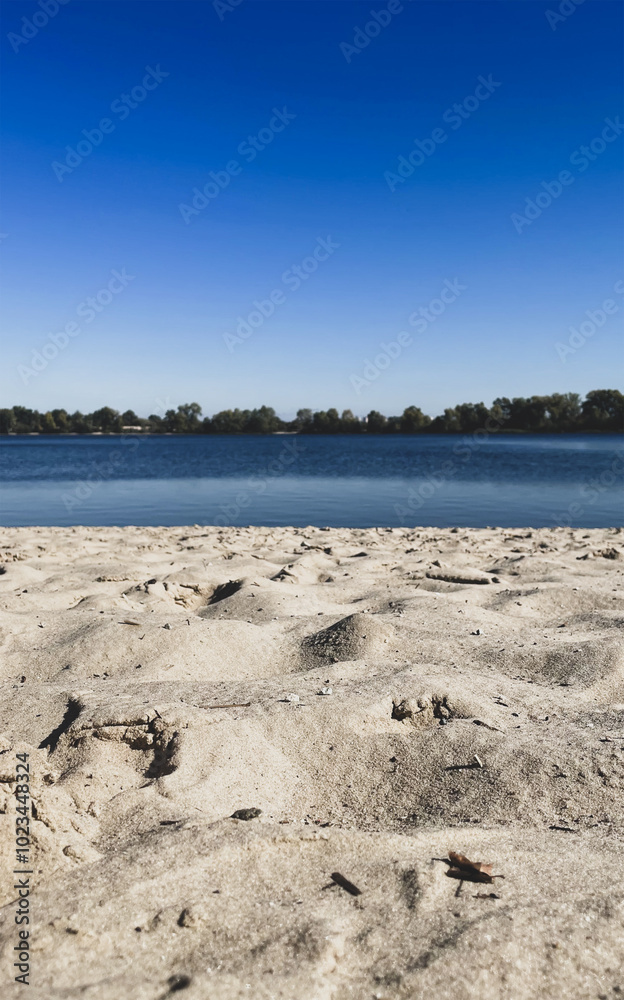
[1,0,622,419]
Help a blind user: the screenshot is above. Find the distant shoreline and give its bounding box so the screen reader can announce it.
[2,430,624,438]
[2,390,622,435]
[0,427,624,441]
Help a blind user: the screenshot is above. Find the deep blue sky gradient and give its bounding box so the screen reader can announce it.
[1,0,623,418]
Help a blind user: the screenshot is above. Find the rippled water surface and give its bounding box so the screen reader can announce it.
[1,434,622,527]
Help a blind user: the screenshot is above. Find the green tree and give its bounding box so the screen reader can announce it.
[430,407,461,433]
[582,389,624,431]
[12,407,39,433]
[0,409,15,434]
[245,406,282,433]
[312,408,341,433]
[68,411,92,433]
[341,409,362,433]
[41,412,57,433]
[543,393,581,431]
[211,409,247,433]
[491,397,546,432]
[51,409,70,433]
[121,409,140,426]
[147,414,164,433]
[454,402,492,432]
[366,410,387,433]
[177,402,202,431]
[91,407,121,433]
[400,405,430,433]
[294,409,314,433]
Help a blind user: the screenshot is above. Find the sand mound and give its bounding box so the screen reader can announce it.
[301,612,398,665]
[480,635,624,689]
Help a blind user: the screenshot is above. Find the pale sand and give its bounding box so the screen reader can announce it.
[1,524,623,999]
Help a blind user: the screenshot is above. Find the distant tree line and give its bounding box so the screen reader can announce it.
[1,390,622,436]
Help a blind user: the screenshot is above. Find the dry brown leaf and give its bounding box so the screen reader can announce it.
[448,851,492,874]
[445,851,504,884]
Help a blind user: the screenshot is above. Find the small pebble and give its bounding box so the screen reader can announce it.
[231,808,261,821]
[168,974,192,992]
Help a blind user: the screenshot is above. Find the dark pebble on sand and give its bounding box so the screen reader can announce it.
[231,808,262,820]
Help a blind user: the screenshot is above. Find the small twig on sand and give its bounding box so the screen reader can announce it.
[202,702,252,709]
[330,872,362,896]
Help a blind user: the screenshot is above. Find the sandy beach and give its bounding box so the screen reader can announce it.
[1,524,623,999]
